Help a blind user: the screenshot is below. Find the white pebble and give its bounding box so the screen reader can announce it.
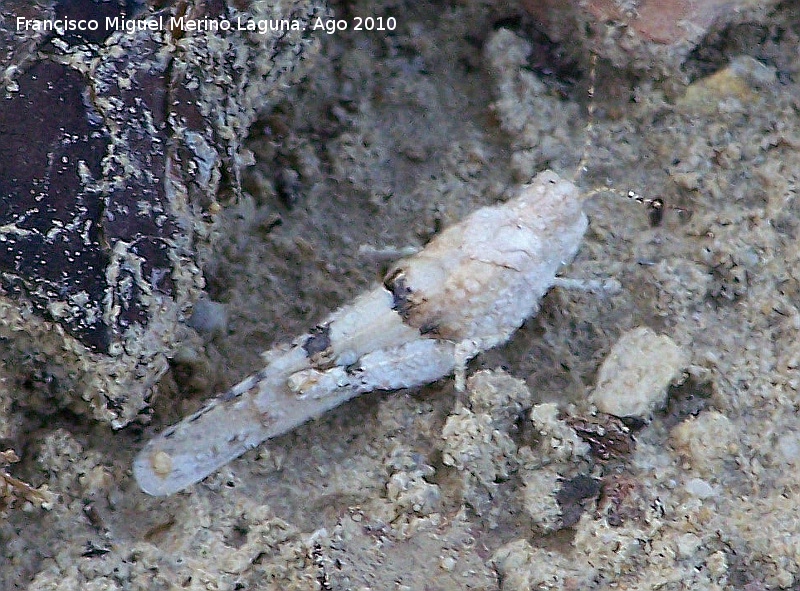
[590,327,687,419]
[684,477,715,499]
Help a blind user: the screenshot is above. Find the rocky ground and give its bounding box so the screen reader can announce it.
[3,0,800,589]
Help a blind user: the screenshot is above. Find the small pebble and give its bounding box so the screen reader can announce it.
[440,555,457,571]
[187,299,228,337]
[590,327,687,419]
[671,410,736,476]
[684,477,715,499]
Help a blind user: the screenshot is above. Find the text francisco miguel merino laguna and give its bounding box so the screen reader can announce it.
[16,15,307,34]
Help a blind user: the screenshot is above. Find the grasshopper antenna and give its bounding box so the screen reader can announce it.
[574,52,666,227]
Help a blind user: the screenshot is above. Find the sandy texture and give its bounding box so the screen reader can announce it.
[3,0,800,589]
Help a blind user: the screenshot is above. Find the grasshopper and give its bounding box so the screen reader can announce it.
[134,171,596,495]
